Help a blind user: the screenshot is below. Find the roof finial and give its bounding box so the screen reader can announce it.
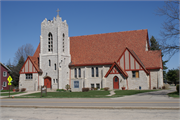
[56,8,60,17]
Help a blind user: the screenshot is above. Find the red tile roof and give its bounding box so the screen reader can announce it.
[32,29,162,71]
[70,29,162,69]
[28,56,40,72]
[33,43,40,58]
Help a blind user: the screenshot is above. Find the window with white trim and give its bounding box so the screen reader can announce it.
[3,82,7,87]
[48,32,53,52]
[3,71,7,77]
[132,71,139,78]
[26,74,33,79]
[74,81,79,88]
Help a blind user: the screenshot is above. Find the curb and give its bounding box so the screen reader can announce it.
[1,105,180,110]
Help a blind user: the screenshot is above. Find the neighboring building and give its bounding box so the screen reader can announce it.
[19,13,163,91]
[0,62,11,90]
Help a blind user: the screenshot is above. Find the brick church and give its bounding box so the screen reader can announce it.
[19,12,163,91]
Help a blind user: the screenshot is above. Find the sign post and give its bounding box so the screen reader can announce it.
[7,76,12,98]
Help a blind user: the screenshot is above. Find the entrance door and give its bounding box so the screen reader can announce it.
[113,76,119,89]
[44,77,51,88]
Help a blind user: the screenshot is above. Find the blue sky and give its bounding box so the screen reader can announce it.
[0,1,179,70]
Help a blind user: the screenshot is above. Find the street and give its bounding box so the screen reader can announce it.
[1,98,179,109]
[1,107,180,120]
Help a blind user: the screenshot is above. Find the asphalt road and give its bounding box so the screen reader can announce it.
[1,107,180,120]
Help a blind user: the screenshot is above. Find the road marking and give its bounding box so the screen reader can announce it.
[1,101,179,104]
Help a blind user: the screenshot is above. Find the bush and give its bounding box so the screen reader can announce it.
[176,84,179,93]
[104,87,109,91]
[82,88,89,92]
[21,88,26,92]
[65,84,70,90]
[100,88,104,90]
[56,89,66,92]
[15,89,19,92]
[153,87,156,89]
[94,88,97,90]
[162,86,165,89]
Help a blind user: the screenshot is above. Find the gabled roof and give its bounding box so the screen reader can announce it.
[28,56,41,72]
[125,47,149,74]
[33,43,40,58]
[105,62,128,78]
[0,62,11,72]
[70,29,162,69]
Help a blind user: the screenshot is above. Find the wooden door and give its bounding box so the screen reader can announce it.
[113,76,119,89]
[44,77,51,88]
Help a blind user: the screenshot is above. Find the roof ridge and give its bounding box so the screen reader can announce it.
[70,29,148,38]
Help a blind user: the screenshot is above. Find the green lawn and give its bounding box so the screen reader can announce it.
[15,91,110,98]
[14,89,160,98]
[168,92,179,98]
[1,92,25,96]
[0,90,13,92]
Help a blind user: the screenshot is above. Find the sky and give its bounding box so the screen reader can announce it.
[0,1,179,71]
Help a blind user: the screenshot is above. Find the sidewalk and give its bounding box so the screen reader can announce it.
[0,91,40,98]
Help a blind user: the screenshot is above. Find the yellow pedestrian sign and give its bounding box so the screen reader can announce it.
[7,76,12,85]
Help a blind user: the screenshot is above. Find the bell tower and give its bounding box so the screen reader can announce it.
[39,9,71,89]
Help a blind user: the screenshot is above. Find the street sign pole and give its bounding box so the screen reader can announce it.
[7,76,13,98]
[9,84,10,98]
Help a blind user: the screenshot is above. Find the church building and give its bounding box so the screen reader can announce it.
[19,12,163,91]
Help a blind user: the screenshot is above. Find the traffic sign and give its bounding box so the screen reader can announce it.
[7,76,12,85]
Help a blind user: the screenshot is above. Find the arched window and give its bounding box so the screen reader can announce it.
[92,67,94,77]
[54,64,56,70]
[48,32,53,52]
[79,68,81,78]
[62,33,65,52]
[96,67,98,77]
[49,60,51,66]
[74,68,77,78]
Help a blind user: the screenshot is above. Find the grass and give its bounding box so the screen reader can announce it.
[112,90,159,97]
[14,89,160,98]
[1,92,25,96]
[0,90,13,92]
[168,92,179,98]
[15,91,110,98]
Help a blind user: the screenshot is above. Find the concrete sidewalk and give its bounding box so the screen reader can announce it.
[0,91,40,98]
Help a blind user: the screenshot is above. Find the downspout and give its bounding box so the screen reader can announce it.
[149,71,151,89]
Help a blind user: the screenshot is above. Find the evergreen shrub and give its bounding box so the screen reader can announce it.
[176,84,179,93]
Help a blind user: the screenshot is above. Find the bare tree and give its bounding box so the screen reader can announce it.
[156,0,179,59]
[13,44,34,65]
